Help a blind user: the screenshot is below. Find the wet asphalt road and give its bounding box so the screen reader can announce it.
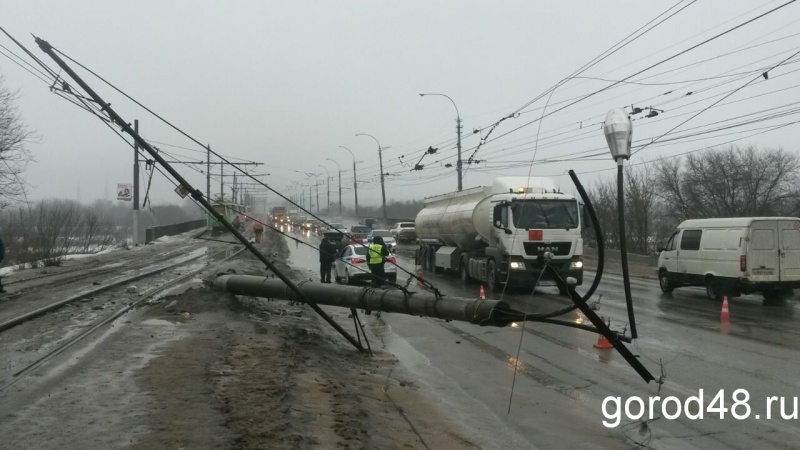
[287,230,800,449]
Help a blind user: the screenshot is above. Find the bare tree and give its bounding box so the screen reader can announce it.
[655,145,800,220]
[624,166,660,254]
[0,76,34,208]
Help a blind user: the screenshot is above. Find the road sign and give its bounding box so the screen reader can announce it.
[174,184,189,199]
[117,183,132,201]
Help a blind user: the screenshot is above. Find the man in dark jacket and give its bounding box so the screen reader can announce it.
[319,236,338,283]
[367,235,390,287]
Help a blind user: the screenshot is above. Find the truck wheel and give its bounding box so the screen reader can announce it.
[705,277,722,301]
[487,260,500,292]
[659,270,674,293]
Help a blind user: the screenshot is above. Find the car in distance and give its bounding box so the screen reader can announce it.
[367,229,397,252]
[325,222,346,233]
[349,225,372,245]
[333,243,398,285]
[362,218,380,229]
[390,222,417,244]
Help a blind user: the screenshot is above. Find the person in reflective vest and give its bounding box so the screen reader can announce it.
[367,236,390,287]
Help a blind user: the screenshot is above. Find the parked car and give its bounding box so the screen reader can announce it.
[333,244,397,285]
[390,222,417,243]
[367,229,397,252]
[657,217,800,301]
[349,225,372,245]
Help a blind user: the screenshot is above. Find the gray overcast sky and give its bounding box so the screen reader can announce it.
[1,1,798,209]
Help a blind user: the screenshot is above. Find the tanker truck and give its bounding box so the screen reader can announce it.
[415,176,585,292]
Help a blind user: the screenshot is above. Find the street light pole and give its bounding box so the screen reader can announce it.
[339,146,358,217]
[420,93,462,191]
[326,158,342,217]
[319,165,331,213]
[355,133,387,222]
[604,107,636,339]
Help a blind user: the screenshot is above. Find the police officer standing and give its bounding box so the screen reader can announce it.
[367,235,390,287]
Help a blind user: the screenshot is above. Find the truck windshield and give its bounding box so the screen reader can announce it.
[511,200,578,230]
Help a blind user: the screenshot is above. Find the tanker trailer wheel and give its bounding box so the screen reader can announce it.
[487,260,500,292]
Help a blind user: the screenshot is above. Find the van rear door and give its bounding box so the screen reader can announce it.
[778,220,800,281]
[749,220,780,282]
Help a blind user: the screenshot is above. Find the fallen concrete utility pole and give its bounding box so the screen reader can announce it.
[213,275,522,327]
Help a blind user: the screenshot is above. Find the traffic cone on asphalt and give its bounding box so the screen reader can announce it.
[721,296,730,321]
[593,316,614,349]
[417,268,424,287]
[593,334,614,349]
[479,284,486,301]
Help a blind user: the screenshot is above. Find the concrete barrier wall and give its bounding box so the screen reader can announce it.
[145,219,206,244]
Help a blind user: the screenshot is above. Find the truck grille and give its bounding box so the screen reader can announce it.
[523,242,572,256]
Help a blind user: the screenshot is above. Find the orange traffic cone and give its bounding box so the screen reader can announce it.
[479,284,486,301]
[417,269,424,287]
[721,296,730,321]
[593,316,614,349]
[594,334,614,349]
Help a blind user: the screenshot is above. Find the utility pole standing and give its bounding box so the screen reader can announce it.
[378,146,387,221]
[456,115,462,191]
[232,172,237,203]
[355,134,387,222]
[132,120,140,244]
[419,93,462,191]
[206,145,211,200]
[327,176,330,212]
[339,146,358,216]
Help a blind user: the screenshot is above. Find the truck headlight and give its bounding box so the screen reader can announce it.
[509,261,525,270]
[570,261,583,269]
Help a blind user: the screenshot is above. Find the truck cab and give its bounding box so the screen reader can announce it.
[488,184,584,289]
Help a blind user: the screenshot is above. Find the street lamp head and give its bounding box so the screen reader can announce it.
[419,93,425,97]
[604,108,633,163]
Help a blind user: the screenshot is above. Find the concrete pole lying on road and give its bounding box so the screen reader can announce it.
[212,275,522,327]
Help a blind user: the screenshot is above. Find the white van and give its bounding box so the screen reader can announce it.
[657,217,800,300]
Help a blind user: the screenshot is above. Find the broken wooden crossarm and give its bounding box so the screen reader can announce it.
[212,275,525,327]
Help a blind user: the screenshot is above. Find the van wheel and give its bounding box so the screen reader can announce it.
[659,270,674,293]
[763,289,785,302]
[487,260,500,292]
[706,277,722,301]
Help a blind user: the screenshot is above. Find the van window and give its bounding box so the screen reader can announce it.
[782,229,800,250]
[752,229,775,250]
[664,232,677,251]
[680,230,702,250]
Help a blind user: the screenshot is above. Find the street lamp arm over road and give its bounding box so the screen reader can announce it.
[355,133,387,222]
[420,92,463,191]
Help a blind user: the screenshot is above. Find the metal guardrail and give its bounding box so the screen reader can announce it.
[145,219,206,243]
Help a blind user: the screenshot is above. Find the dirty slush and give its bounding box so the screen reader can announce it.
[127,229,475,450]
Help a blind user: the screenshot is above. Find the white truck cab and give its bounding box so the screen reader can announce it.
[657,217,800,301]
